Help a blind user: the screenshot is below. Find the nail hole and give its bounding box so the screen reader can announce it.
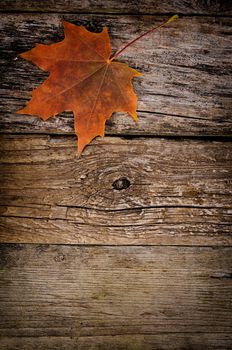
[112,177,131,191]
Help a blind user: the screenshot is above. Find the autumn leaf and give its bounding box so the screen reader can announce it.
[17,15,178,156]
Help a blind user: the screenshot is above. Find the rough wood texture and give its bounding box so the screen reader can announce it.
[0,0,231,15]
[1,335,232,350]
[0,4,232,349]
[0,135,231,245]
[0,245,232,349]
[1,15,231,137]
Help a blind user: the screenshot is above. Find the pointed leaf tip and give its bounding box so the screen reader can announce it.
[130,112,138,122]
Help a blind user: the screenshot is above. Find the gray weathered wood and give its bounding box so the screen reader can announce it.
[0,0,231,15]
[1,15,231,137]
[0,135,231,245]
[0,245,232,349]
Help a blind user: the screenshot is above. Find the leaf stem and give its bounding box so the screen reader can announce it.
[110,14,179,62]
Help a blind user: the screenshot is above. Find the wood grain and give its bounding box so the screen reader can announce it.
[0,0,231,15]
[1,15,231,137]
[0,2,231,350]
[0,244,232,349]
[0,135,231,245]
[1,335,232,350]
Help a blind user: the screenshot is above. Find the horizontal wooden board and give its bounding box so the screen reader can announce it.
[76,334,232,350]
[0,15,231,137]
[0,135,231,245]
[1,334,232,350]
[0,0,231,15]
[0,244,232,349]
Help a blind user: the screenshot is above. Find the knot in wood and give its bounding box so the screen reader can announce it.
[54,253,65,262]
[112,177,131,191]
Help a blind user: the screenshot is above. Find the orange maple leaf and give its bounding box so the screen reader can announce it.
[17,16,178,156]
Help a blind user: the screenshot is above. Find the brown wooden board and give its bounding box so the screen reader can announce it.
[0,135,231,245]
[0,244,232,349]
[0,3,232,349]
[0,0,231,15]
[1,15,231,137]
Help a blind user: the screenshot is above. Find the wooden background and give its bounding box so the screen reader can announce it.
[0,1,232,349]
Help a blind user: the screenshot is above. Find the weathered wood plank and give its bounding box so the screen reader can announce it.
[0,245,232,349]
[1,15,231,137]
[0,0,231,15]
[1,334,232,350]
[77,334,232,350]
[0,135,231,245]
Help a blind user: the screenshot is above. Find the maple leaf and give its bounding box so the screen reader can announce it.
[17,16,178,156]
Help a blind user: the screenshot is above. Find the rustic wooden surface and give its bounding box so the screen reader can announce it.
[0,1,232,349]
[0,0,231,15]
[1,15,232,137]
[0,135,231,245]
[0,244,232,350]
